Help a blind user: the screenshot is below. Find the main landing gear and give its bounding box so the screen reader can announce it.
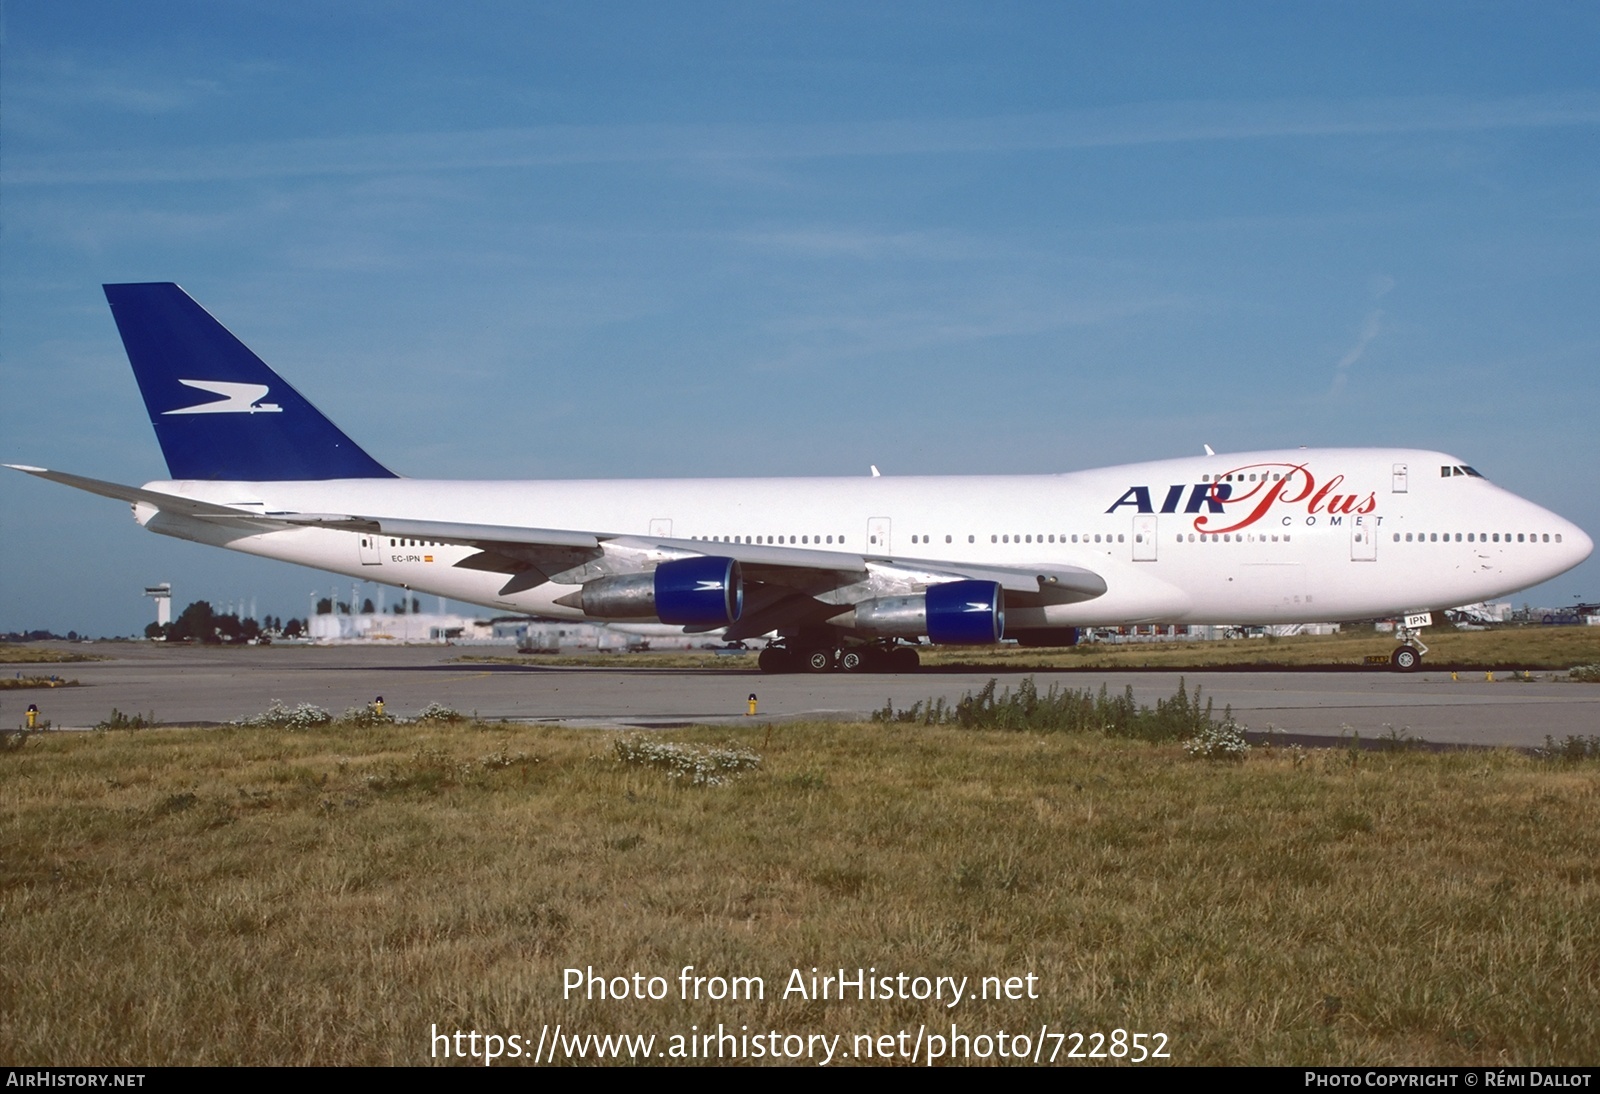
[758,640,921,674]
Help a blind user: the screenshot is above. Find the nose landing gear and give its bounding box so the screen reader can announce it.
[1390,613,1432,672]
[1390,644,1422,672]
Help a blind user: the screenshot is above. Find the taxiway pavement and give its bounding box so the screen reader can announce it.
[8,643,1596,749]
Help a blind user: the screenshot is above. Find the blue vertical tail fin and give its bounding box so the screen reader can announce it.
[104,283,396,481]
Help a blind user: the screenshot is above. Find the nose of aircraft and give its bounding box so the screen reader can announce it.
[1541,505,1595,581]
[1565,520,1595,568]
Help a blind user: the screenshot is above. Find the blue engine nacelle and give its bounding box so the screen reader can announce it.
[654,556,743,626]
[560,556,743,626]
[925,580,1005,644]
[832,579,1006,643]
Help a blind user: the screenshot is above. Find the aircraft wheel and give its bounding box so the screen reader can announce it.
[758,647,795,674]
[887,646,920,673]
[840,648,876,673]
[804,647,838,673]
[1391,645,1422,672]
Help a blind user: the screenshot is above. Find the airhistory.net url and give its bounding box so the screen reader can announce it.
[429,1023,1171,1065]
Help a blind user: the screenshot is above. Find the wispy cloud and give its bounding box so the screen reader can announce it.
[5,56,223,116]
[1329,275,1396,396]
[746,289,1186,375]
[736,227,1004,262]
[8,92,1600,186]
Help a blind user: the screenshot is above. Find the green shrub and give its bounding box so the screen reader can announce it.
[874,677,1225,743]
[1535,735,1600,762]
[96,708,156,730]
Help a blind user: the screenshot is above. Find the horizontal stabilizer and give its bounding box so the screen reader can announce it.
[5,465,260,519]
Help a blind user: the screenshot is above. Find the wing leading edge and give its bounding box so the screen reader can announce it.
[288,507,1109,639]
[5,465,1107,644]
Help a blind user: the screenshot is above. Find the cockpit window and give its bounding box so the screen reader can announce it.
[1441,465,1487,479]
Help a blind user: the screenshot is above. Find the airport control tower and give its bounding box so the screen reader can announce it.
[144,583,171,628]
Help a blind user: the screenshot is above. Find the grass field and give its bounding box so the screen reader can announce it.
[2,703,1596,1066]
[925,626,1600,672]
[457,626,1600,673]
[0,676,80,690]
[0,645,105,665]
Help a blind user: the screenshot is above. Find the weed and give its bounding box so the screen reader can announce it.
[95,708,156,731]
[1340,728,1363,767]
[0,675,80,690]
[1376,724,1426,752]
[1535,735,1600,763]
[614,737,761,786]
[1184,718,1251,761]
[244,700,468,727]
[235,701,333,730]
[875,677,1221,742]
[338,705,394,728]
[1569,664,1600,683]
[414,702,465,723]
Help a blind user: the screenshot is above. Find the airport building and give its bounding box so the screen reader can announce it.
[305,606,722,650]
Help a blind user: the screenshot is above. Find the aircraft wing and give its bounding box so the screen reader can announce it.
[322,518,1106,598]
[8,465,1108,640]
[281,508,1109,637]
[318,513,1110,638]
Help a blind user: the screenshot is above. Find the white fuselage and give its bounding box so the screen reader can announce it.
[132,447,1592,629]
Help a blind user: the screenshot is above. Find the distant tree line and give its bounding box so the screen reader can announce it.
[146,601,305,643]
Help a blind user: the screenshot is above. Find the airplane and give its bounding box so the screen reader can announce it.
[8,283,1592,673]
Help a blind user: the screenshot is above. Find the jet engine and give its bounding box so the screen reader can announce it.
[835,579,1005,644]
[559,556,743,626]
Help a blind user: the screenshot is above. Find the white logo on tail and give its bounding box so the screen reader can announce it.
[163,380,283,415]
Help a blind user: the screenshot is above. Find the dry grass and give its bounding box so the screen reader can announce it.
[3,710,1596,1067]
[456,627,1600,674]
[924,626,1600,671]
[0,645,106,665]
[0,676,80,690]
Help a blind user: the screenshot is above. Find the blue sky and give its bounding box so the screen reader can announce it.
[3,2,1597,635]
